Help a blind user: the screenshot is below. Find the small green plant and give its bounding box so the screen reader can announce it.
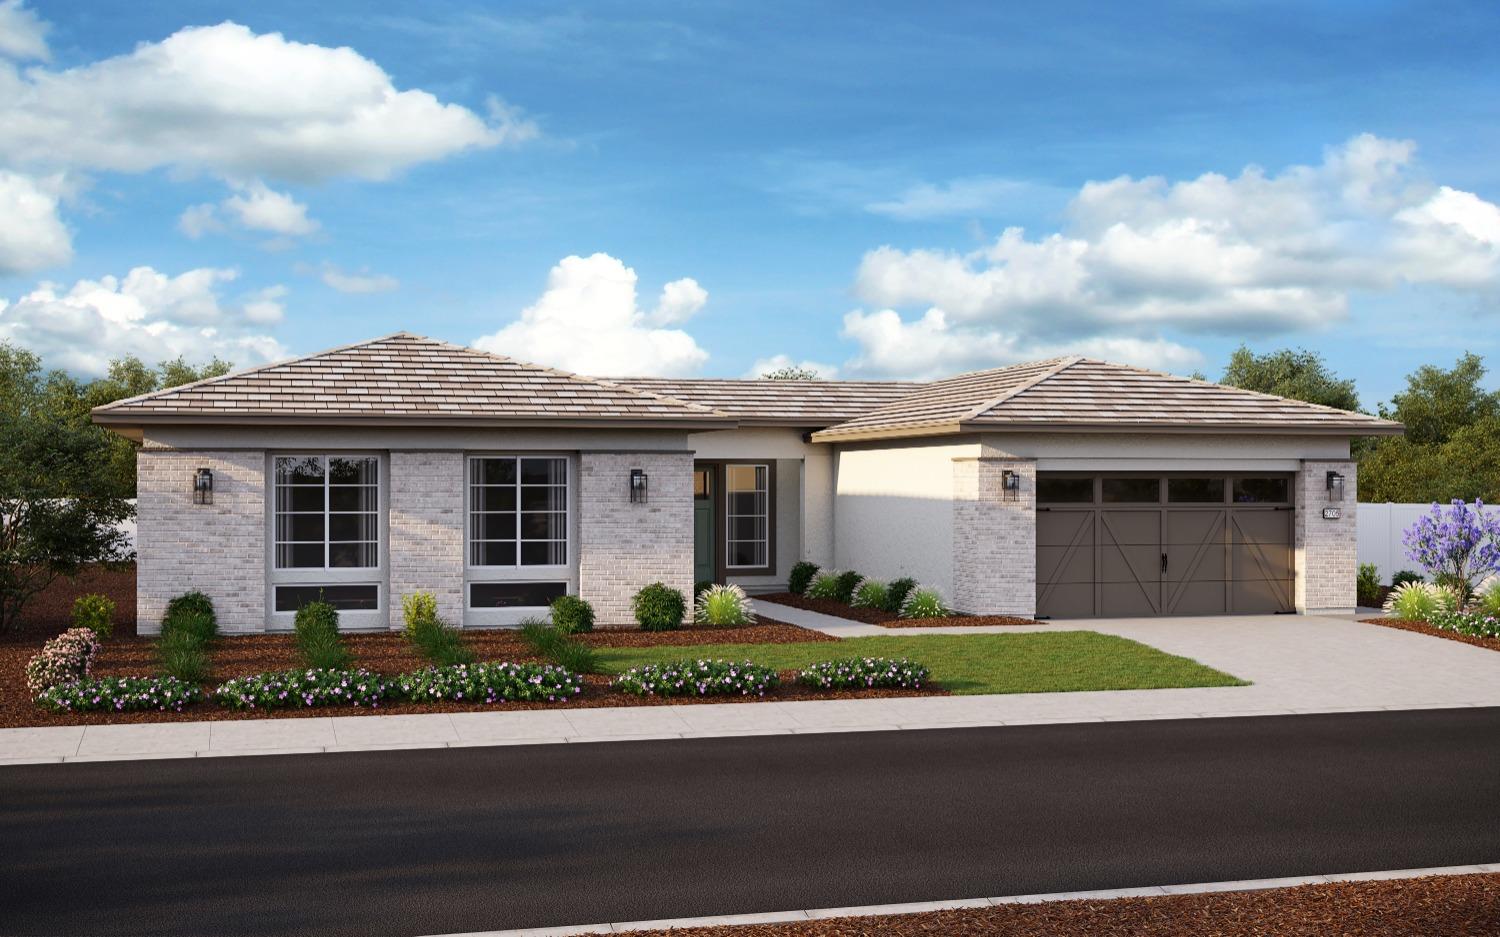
[850,579,889,610]
[71,594,115,639]
[799,657,930,690]
[886,577,917,614]
[899,586,949,620]
[1478,581,1500,618]
[612,659,778,697]
[294,601,353,669]
[158,628,211,683]
[806,571,843,600]
[37,676,201,713]
[408,616,475,666]
[520,618,599,673]
[549,594,595,634]
[833,570,863,603]
[401,591,439,636]
[788,561,820,596]
[216,669,393,710]
[163,591,217,638]
[695,583,755,626]
[633,582,686,631]
[1391,570,1425,589]
[1383,581,1452,621]
[1356,563,1382,608]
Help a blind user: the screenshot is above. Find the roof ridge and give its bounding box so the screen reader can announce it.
[957,356,1082,423]
[1065,357,1384,421]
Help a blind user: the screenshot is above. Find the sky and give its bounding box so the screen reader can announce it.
[1,0,1499,409]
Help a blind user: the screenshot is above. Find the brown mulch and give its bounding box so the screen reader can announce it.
[1362,617,1500,653]
[615,873,1500,937]
[759,592,1038,628]
[0,564,137,645]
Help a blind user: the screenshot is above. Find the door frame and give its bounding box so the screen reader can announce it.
[692,460,778,583]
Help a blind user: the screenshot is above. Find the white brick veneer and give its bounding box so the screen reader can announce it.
[1295,460,1358,614]
[136,448,266,634]
[951,457,1036,616]
[388,451,465,630]
[578,451,694,625]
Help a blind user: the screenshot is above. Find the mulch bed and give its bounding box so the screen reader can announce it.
[616,873,1500,937]
[0,564,137,645]
[759,593,1038,628]
[1362,617,1500,653]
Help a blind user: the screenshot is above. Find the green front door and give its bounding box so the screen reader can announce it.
[693,466,715,584]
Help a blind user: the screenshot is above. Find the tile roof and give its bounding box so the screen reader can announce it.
[811,356,1403,441]
[613,377,918,424]
[92,333,732,428]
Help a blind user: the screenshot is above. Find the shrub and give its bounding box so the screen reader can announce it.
[216,669,393,710]
[850,579,889,610]
[886,577,917,614]
[633,582,686,631]
[401,592,439,636]
[36,676,202,713]
[1434,572,1474,607]
[806,571,843,600]
[694,581,714,598]
[899,586,949,620]
[550,594,595,634]
[788,561,820,596]
[799,657,930,690]
[158,628,211,683]
[1427,609,1500,640]
[520,618,599,673]
[612,659,778,697]
[1383,581,1454,621]
[294,601,352,670]
[24,627,102,698]
[695,583,755,626]
[72,594,115,639]
[1478,581,1500,618]
[1391,570,1425,589]
[408,616,475,666]
[163,591,217,639]
[1402,500,1500,601]
[394,662,583,704]
[161,609,217,645]
[833,571,863,603]
[1356,563,1382,607]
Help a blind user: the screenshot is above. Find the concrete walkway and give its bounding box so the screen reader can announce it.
[4,602,1500,766]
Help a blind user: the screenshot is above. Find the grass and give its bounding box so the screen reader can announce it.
[594,631,1246,695]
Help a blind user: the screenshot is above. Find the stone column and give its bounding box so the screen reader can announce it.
[1294,460,1358,615]
[387,451,465,630]
[578,451,694,626]
[951,456,1036,616]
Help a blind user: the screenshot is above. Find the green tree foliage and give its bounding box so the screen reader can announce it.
[1361,355,1500,503]
[1377,353,1500,446]
[1219,345,1361,412]
[761,365,819,380]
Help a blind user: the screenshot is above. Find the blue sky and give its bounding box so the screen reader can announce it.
[1,0,1499,408]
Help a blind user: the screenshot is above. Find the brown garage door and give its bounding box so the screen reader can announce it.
[1035,473,1294,618]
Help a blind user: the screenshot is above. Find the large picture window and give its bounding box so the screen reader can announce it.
[725,464,769,569]
[274,456,379,569]
[469,457,568,567]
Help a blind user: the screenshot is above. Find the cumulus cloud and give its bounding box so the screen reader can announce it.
[473,253,709,377]
[747,354,840,380]
[0,21,536,182]
[0,0,48,61]
[180,180,319,242]
[0,170,70,273]
[297,261,399,294]
[842,134,1500,377]
[0,266,288,376]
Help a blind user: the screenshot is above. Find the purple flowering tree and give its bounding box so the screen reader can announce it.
[1403,499,1500,600]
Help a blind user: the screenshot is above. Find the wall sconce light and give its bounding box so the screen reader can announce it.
[1325,470,1345,502]
[629,468,648,503]
[1001,469,1020,501]
[193,467,214,505]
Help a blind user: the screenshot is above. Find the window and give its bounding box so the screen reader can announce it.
[725,464,769,569]
[1101,477,1160,503]
[469,581,567,609]
[1038,476,1094,503]
[1168,477,1226,503]
[274,584,379,612]
[469,457,568,567]
[1233,477,1290,504]
[274,456,378,569]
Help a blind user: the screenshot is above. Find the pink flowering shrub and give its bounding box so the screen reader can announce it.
[24,627,102,698]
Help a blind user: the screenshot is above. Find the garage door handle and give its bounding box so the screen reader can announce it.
[1161,552,1168,574]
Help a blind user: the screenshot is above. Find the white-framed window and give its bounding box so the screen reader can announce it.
[468,456,568,567]
[725,463,769,569]
[273,455,379,569]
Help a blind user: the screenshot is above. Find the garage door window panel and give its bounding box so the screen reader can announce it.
[1168,477,1226,503]
[1102,477,1161,503]
[1038,476,1094,503]
[1233,477,1290,504]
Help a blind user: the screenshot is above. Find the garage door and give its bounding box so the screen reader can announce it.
[1035,473,1294,618]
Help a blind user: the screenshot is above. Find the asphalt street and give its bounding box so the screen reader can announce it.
[3,707,1499,936]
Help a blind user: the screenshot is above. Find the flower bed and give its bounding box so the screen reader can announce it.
[799,657,930,690]
[35,675,202,713]
[394,662,583,703]
[215,668,394,710]
[1428,610,1500,640]
[612,659,779,697]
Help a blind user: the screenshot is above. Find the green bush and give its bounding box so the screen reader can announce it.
[401,591,439,636]
[899,586,949,620]
[71,594,115,639]
[294,601,353,670]
[520,618,599,674]
[1428,608,1500,639]
[395,662,583,703]
[1356,563,1382,607]
[798,657,930,690]
[163,591,216,637]
[849,579,889,610]
[158,628,211,683]
[549,594,595,634]
[695,583,755,626]
[1391,570,1425,589]
[806,571,843,600]
[788,561,819,596]
[1383,581,1452,621]
[833,571,863,603]
[1478,581,1500,618]
[612,659,778,697]
[408,616,475,666]
[886,577,917,614]
[37,676,201,713]
[216,668,393,710]
[633,582,686,631]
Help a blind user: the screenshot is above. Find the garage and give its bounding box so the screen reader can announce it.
[1036,472,1295,618]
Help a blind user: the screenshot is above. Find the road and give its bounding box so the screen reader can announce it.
[3,707,1499,936]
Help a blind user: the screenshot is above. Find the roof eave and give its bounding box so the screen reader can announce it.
[808,422,965,444]
[957,420,1405,437]
[90,412,739,432]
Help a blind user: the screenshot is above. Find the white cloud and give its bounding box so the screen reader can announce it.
[0,266,288,376]
[300,261,399,294]
[0,170,70,274]
[841,134,1500,377]
[746,354,839,380]
[648,277,707,325]
[0,0,48,61]
[179,180,319,243]
[473,253,709,377]
[177,203,222,239]
[0,21,537,182]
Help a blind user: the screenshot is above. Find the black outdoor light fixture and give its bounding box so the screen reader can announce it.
[193,467,214,505]
[1002,469,1020,500]
[630,468,648,503]
[1326,470,1345,502]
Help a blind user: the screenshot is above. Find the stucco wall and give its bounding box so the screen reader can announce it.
[1295,460,1358,614]
[577,450,694,624]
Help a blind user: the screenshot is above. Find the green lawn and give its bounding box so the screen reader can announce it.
[594,631,1246,695]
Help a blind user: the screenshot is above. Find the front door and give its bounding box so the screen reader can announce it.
[693,467,715,585]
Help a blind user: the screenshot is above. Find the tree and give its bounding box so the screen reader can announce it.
[1401,500,1500,600]
[1360,355,1500,503]
[1218,345,1361,412]
[761,365,820,381]
[1378,353,1500,446]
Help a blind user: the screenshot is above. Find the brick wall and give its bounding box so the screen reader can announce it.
[1295,460,1357,614]
[136,448,266,634]
[951,457,1036,616]
[578,451,694,625]
[388,451,465,630]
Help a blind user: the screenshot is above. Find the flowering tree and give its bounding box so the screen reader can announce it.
[1403,499,1500,600]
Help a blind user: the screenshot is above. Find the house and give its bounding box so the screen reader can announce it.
[92,333,1402,633]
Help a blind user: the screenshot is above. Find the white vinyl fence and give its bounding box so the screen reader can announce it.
[1357,502,1433,582]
